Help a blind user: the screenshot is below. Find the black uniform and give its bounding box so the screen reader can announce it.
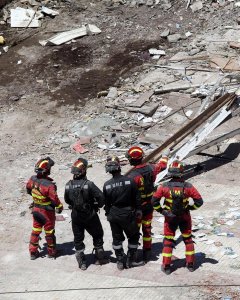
[103,174,141,251]
[64,177,104,252]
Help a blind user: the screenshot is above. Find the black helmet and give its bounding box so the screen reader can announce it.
[35,157,55,175]
[71,158,88,176]
[105,156,121,173]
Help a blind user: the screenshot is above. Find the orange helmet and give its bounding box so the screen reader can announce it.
[126,146,144,165]
[105,156,121,173]
[168,160,184,177]
[71,158,88,176]
[35,157,54,175]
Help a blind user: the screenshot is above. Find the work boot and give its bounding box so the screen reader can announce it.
[143,249,152,263]
[186,263,195,272]
[161,264,171,275]
[126,249,144,268]
[75,250,87,270]
[30,251,39,260]
[94,247,107,265]
[115,249,125,270]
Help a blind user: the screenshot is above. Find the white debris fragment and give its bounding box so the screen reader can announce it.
[3,46,9,53]
[235,2,240,7]
[142,117,153,123]
[149,48,166,56]
[39,24,101,46]
[17,60,22,64]
[185,110,193,117]
[11,7,42,28]
[190,1,203,12]
[205,240,215,245]
[225,220,235,226]
[185,31,192,37]
[86,24,102,35]
[41,6,59,16]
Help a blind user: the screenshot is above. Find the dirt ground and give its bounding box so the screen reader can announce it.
[0,0,240,299]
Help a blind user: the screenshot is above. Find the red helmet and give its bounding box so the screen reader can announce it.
[168,160,184,177]
[71,158,88,176]
[105,156,121,173]
[35,157,54,175]
[126,146,144,160]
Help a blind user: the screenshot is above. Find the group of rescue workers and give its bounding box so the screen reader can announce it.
[26,146,203,275]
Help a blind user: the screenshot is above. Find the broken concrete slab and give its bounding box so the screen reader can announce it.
[149,48,166,56]
[10,7,42,28]
[128,103,159,116]
[210,55,240,71]
[126,90,153,108]
[136,70,175,86]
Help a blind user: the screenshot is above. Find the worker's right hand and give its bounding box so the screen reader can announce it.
[162,210,176,218]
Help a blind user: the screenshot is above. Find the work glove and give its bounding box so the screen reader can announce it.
[162,210,176,218]
[162,148,170,157]
[29,202,34,214]
[186,205,195,211]
[56,205,63,214]
[135,209,143,219]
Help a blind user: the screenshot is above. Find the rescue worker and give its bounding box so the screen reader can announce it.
[103,156,143,270]
[152,160,204,274]
[26,157,63,260]
[126,146,169,262]
[64,158,105,270]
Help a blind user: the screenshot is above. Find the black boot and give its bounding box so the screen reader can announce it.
[126,249,144,268]
[115,249,124,270]
[143,249,152,263]
[75,250,87,270]
[161,264,171,275]
[94,247,107,265]
[186,263,195,272]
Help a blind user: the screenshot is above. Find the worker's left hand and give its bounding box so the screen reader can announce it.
[56,206,63,214]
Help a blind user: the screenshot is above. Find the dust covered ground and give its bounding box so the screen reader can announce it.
[0,0,240,299]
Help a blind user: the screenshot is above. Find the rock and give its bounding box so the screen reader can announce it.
[146,0,154,6]
[190,1,203,12]
[189,48,201,56]
[167,34,181,43]
[9,95,20,102]
[160,29,170,37]
[106,87,118,99]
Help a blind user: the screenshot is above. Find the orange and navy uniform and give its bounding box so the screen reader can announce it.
[27,175,63,256]
[128,156,168,250]
[152,178,203,266]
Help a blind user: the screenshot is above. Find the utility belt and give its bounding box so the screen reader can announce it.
[34,203,54,211]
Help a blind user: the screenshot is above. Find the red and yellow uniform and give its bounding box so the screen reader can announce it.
[152,178,203,267]
[27,175,63,257]
[128,156,168,250]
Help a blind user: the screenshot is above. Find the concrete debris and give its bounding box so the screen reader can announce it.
[10,7,43,28]
[210,55,240,71]
[148,49,166,56]
[39,24,101,46]
[72,141,89,153]
[160,29,170,37]
[41,6,59,17]
[126,90,153,108]
[128,103,159,116]
[106,87,118,99]
[167,33,182,43]
[229,41,240,49]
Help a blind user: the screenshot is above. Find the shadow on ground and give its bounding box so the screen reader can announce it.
[171,252,218,273]
[184,143,240,180]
